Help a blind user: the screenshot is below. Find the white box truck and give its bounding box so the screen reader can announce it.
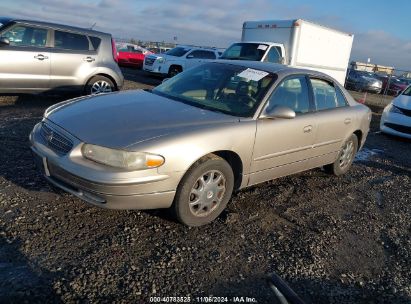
[220,19,354,84]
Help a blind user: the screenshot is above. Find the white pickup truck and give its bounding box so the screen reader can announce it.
[220,19,354,84]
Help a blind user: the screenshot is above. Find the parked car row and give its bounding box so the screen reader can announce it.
[345,69,411,96]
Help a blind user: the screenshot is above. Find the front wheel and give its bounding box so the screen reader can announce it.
[168,66,182,78]
[172,155,234,226]
[325,134,358,176]
[85,76,115,95]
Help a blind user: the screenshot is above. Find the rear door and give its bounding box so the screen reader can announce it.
[309,77,357,162]
[0,23,51,92]
[250,75,317,185]
[49,30,97,91]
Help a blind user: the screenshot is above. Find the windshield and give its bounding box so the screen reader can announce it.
[165,47,190,57]
[220,43,269,61]
[0,18,10,29]
[152,62,275,117]
[402,86,411,96]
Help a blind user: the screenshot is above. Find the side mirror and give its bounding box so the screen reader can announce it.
[0,37,10,46]
[162,78,170,83]
[260,105,296,119]
[186,54,194,59]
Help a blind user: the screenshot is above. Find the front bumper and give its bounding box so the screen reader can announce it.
[380,111,411,139]
[143,61,167,75]
[30,121,179,210]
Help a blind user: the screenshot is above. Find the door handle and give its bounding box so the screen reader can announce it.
[303,125,313,133]
[34,54,48,60]
[83,57,95,62]
[344,118,352,124]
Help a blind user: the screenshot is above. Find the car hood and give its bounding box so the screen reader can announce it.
[46,90,238,149]
[393,94,411,110]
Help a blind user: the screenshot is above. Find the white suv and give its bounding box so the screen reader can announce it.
[143,46,220,77]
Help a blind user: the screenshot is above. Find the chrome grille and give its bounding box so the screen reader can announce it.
[40,123,73,155]
[144,57,155,66]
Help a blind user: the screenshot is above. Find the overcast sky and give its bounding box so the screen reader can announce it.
[2,0,411,71]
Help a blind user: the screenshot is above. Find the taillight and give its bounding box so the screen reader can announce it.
[111,38,118,63]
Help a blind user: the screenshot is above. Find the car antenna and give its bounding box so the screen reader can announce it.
[90,22,96,30]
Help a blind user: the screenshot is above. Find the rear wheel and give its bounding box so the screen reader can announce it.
[168,65,182,78]
[85,76,115,95]
[172,155,234,226]
[325,134,358,176]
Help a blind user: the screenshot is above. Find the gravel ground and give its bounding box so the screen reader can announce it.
[0,68,410,303]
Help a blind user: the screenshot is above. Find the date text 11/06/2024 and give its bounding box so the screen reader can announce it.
[149,296,258,303]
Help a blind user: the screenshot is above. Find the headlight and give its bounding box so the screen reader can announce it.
[389,104,403,115]
[157,57,165,63]
[81,144,164,170]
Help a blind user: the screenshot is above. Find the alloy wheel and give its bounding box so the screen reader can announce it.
[91,80,113,94]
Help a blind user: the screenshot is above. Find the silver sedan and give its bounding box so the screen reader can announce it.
[30,61,371,226]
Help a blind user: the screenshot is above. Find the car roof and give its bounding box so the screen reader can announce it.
[0,16,110,37]
[177,45,218,52]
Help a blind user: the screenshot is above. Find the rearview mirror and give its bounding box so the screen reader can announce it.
[260,105,296,119]
[0,37,10,46]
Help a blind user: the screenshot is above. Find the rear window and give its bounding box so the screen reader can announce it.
[89,36,101,50]
[311,78,341,110]
[54,30,89,51]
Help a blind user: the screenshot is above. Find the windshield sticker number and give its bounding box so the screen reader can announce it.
[237,68,269,82]
[257,45,268,51]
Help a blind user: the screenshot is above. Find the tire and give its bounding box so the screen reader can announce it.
[172,155,234,226]
[325,134,358,176]
[168,65,182,78]
[85,75,115,95]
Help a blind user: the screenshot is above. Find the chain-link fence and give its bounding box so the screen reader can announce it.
[344,62,411,106]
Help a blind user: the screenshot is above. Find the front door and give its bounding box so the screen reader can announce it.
[0,24,50,92]
[250,75,317,185]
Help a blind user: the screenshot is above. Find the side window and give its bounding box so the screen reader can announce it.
[335,86,348,107]
[264,46,281,63]
[54,30,89,51]
[187,50,216,59]
[267,76,310,114]
[201,51,216,59]
[187,50,201,58]
[2,25,47,47]
[310,78,339,110]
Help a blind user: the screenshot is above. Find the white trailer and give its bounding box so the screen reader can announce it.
[221,19,354,84]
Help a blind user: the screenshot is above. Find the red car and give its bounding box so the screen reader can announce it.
[116,44,152,68]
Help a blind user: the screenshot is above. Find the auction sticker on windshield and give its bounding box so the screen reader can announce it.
[237,68,269,81]
[257,44,268,50]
